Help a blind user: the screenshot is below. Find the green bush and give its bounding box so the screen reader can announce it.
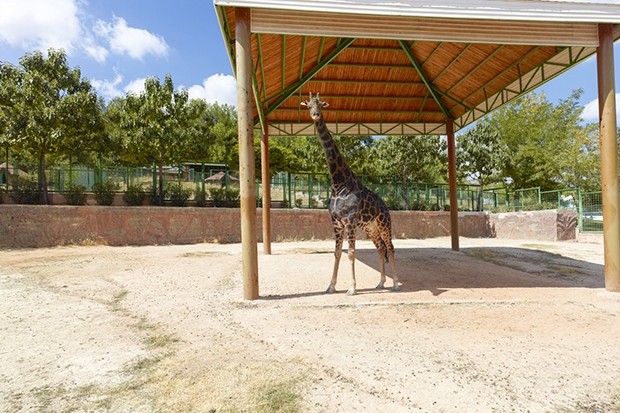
[11,176,41,204]
[64,183,88,205]
[123,184,146,206]
[194,188,208,207]
[490,202,557,213]
[209,187,240,207]
[147,185,168,206]
[168,182,193,207]
[92,180,119,206]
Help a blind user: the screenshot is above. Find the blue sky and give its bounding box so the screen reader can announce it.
[1,0,619,122]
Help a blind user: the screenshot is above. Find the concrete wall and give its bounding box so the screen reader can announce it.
[0,205,576,248]
[489,209,578,241]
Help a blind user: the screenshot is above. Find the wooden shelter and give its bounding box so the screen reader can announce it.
[214,0,620,299]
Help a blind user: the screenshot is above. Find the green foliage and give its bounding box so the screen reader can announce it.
[167,182,193,207]
[147,185,168,206]
[92,180,119,206]
[64,183,88,205]
[457,121,505,211]
[372,135,447,183]
[410,200,442,211]
[490,201,557,213]
[0,49,105,204]
[123,184,146,206]
[11,176,41,204]
[209,187,240,207]
[106,75,213,205]
[194,188,208,207]
[486,89,599,191]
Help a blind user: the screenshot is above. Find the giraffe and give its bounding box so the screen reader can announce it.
[301,92,400,295]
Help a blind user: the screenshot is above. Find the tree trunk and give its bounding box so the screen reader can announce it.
[402,165,411,210]
[158,162,164,206]
[477,178,485,212]
[40,152,49,205]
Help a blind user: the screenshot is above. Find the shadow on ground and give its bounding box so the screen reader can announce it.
[257,239,605,302]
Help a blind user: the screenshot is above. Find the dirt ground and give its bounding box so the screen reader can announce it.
[1,236,619,413]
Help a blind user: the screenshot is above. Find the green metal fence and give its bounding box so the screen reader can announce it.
[580,191,603,233]
[3,163,613,234]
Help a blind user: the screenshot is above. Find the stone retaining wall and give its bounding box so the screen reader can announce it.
[488,209,578,241]
[0,205,576,248]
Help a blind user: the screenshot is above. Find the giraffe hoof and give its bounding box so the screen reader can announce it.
[346,287,357,296]
[392,285,400,292]
[325,286,336,294]
[375,282,385,290]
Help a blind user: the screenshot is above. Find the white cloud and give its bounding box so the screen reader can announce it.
[124,77,147,95]
[582,94,620,122]
[94,16,168,60]
[83,42,109,63]
[0,0,81,52]
[91,74,125,100]
[188,74,237,107]
[91,76,146,101]
[0,1,168,63]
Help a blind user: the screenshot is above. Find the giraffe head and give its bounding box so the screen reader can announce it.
[301,92,329,123]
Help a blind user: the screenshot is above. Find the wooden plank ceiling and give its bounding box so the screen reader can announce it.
[215,6,620,136]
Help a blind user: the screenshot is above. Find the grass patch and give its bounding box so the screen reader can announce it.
[26,384,102,413]
[110,290,128,311]
[556,388,620,412]
[251,378,304,413]
[145,334,180,348]
[521,243,558,251]
[140,352,309,413]
[288,248,333,255]
[180,251,226,258]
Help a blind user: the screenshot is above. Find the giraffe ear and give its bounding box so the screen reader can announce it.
[321,101,329,108]
[300,101,308,107]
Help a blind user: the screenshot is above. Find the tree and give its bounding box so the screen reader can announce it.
[107,74,209,204]
[195,103,238,164]
[457,121,505,210]
[486,90,596,190]
[371,135,447,208]
[0,49,104,204]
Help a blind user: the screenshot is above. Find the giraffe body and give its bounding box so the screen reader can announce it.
[301,93,399,295]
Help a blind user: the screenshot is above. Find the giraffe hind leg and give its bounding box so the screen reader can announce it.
[386,240,399,291]
[367,225,388,290]
[373,222,399,292]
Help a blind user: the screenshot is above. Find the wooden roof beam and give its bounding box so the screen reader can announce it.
[262,37,355,118]
[398,40,452,120]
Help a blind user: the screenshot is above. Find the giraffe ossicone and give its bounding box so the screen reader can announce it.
[301,92,400,295]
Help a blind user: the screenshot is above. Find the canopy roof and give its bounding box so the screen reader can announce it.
[214,0,620,136]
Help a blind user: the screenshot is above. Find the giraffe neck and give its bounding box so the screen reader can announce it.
[315,115,357,188]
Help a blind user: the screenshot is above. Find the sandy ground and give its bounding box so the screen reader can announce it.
[1,236,619,412]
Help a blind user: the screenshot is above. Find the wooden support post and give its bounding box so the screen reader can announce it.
[597,24,620,292]
[447,120,459,251]
[236,7,259,300]
[261,122,272,254]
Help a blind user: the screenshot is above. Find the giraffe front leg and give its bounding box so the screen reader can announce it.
[346,232,357,296]
[326,235,343,294]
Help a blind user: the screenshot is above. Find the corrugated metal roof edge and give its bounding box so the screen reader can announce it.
[213,0,620,23]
